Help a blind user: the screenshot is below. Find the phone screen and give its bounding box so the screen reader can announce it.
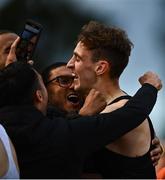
[16,20,42,62]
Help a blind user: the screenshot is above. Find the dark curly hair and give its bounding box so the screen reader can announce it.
[0,62,40,107]
[77,21,134,78]
[42,62,67,85]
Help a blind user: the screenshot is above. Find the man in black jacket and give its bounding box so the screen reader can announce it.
[0,62,161,178]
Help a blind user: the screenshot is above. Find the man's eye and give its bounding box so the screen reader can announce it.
[75,57,80,62]
[73,54,80,61]
[60,78,71,84]
[4,48,10,54]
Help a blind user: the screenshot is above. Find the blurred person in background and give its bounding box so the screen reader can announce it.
[156,140,165,179]
[0,30,19,179]
[0,124,19,179]
[0,30,18,69]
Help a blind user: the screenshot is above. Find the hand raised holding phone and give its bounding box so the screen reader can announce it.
[5,19,42,67]
[5,37,34,67]
[16,19,42,62]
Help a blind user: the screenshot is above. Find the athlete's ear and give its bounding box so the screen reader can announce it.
[95,60,109,76]
[34,90,43,103]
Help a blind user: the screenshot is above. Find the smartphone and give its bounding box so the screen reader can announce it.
[16,19,43,62]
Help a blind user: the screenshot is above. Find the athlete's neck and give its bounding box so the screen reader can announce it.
[94,77,126,104]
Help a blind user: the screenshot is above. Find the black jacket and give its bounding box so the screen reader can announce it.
[0,84,157,178]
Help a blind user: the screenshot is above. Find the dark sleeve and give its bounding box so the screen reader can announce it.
[69,83,158,153]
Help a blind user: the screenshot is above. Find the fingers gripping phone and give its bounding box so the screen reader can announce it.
[16,19,42,62]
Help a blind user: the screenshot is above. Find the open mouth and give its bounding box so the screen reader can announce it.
[72,73,78,81]
[67,93,80,104]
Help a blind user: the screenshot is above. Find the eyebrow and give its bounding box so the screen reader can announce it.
[4,43,12,50]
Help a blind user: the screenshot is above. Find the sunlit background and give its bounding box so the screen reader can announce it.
[0,0,164,138]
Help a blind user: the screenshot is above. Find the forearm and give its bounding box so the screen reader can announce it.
[124,83,157,115]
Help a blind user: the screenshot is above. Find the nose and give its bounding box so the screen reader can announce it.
[69,79,75,90]
[67,57,74,69]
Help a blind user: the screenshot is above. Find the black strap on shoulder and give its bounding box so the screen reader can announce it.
[148,116,155,140]
[107,95,131,106]
[107,94,155,145]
